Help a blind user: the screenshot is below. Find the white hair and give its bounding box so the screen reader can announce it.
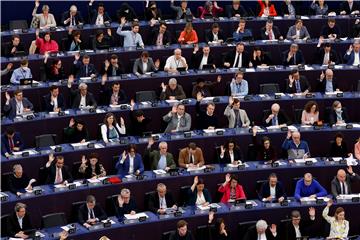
[79,82,88,89]
[121,188,130,196]
[159,141,168,149]
[256,220,268,230]
[168,78,177,85]
[70,5,77,12]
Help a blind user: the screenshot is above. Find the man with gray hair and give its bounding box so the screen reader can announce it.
[67,77,97,109]
[163,103,191,133]
[263,103,292,127]
[145,138,176,170]
[114,188,137,219]
[160,78,186,100]
[8,164,36,196]
[316,69,340,93]
[243,219,278,240]
[7,202,33,238]
[282,43,305,66]
[164,48,188,73]
[148,183,177,214]
[78,195,107,228]
[343,40,360,65]
[61,5,84,26]
[282,130,310,159]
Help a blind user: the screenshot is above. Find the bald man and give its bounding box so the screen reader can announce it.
[282,131,310,159]
[316,69,339,93]
[294,173,327,201]
[263,103,292,127]
[164,48,188,73]
[331,166,360,197]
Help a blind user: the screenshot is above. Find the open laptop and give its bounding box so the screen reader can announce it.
[14,51,26,57]
[202,64,214,70]
[20,78,33,85]
[176,67,186,72]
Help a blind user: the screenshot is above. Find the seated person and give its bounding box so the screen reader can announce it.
[129,101,152,136]
[170,0,193,20]
[3,90,34,119]
[207,212,230,239]
[294,173,327,200]
[320,18,341,40]
[32,2,57,29]
[226,0,248,17]
[286,19,310,40]
[258,173,286,203]
[198,1,223,19]
[192,76,221,98]
[72,54,98,78]
[116,18,144,48]
[356,137,360,160]
[263,103,292,127]
[250,47,272,67]
[45,154,73,184]
[219,139,243,164]
[42,85,66,112]
[7,203,33,239]
[223,42,250,68]
[218,173,246,203]
[282,208,316,240]
[160,78,186,100]
[169,220,195,240]
[145,1,162,20]
[316,69,339,93]
[329,133,351,158]
[224,97,250,128]
[243,219,278,240]
[10,59,32,85]
[78,195,107,228]
[339,0,360,15]
[4,35,26,58]
[353,19,360,38]
[233,19,253,42]
[191,45,215,70]
[8,164,35,196]
[282,43,305,66]
[1,63,12,76]
[310,0,329,15]
[331,166,360,197]
[67,81,97,109]
[205,23,224,43]
[229,71,249,96]
[178,142,205,168]
[145,139,176,171]
[257,0,277,17]
[164,48,188,73]
[100,54,125,77]
[301,101,320,125]
[64,118,89,143]
[188,176,211,206]
[115,144,144,177]
[316,40,339,65]
[88,1,111,25]
[133,51,160,76]
[260,20,283,40]
[35,30,59,54]
[322,200,349,239]
[43,54,66,82]
[329,100,349,126]
[67,28,85,51]
[79,153,107,179]
[148,183,177,214]
[100,79,127,105]
[285,69,310,94]
[280,0,296,17]
[343,40,360,66]
[148,20,172,46]
[61,5,84,26]
[116,2,138,22]
[1,127,24,157]
[178,22,198,45]
[101,113,126,143]
[163,103,191,133]
[282,131,310,159]
[92,29,113,50]
[252,127,277,163]
[114,188,137,219]
[195,93,218,130]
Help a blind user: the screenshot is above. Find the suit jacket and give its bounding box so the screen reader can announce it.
[42,93,66,112]
[178,147,205,168]
[243,225,278,240]
[218,183,246,203]
[328,108,349,125]
[78,204,107,224]
[145,148,176,170]
[45,163,73,184]
[113,197,137,219]
[73,62,98,78]
[148,26,172,45]
[285,76,311,93]
[69,88,97,109]
[8,174,30,194]
[1,132,24,156]
[100,63,125,76]
[133,58,158,75]
[339,1,360,14]
[282,218,315,240]
[163,112,192,133]
[331,174,360,197]
[191,52,215,69]
[61,11,84,26]
[100,84,127,105]
[282,50,305,66]
[88,6,111,24]
[188,188,211,206]
[262,109,292,126]
[224,50,250,68]
[225,4,248,17]
[115,153,144,177]
[260,26,282,40]
[148,192,176,213]
[259,181,286,200]
[286,26,310,40]
[320,25,341,38]
[224,105,250,128]
[4,42,26,58]
[316,47,339,64]
[7,212,33,237]
[3,98,34,119]
[205,30,225,43]
[343,51,360,65]
[159,85,186,100]
[219,147,243,164]
[316,79,339,93]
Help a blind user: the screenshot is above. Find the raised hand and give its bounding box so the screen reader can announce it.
[319,71,325,81]
[149,18,156,27]
[196,92,203,102]
[48,153,55,162]
[5,92,11,101]
[6,63,13,71]
[74,52,80,61]
[347,165,354,174]
[327,199,333,207]
[148,137,154,146]
[193,176,199,185]
[107,28,112,36]
[225,173,231,182]
[193,44,199,53]
[252,126,257,136]
[120,17,126,25]
[220,145,225,155]
[287,130,292,139]
[35,28,40,38]
[288,74,294,84]
[309,207,315,217]
[269,224,277,235]
[216,75,222,82]
[208,210,214,223]
[118,195,124,207]
[155,59,160,68]
[35,0,40,8]
[120,117,125,126]
[122,150,127,159]
[228,96,234,105]
[81,155,87,164]
[171,105,177,113]
[161,82,166,91]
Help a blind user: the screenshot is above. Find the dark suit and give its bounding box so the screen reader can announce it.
[1,132,24,156]
[169,231,195,240]
[100,84,127,105]
[113,198,137,219]
[42,93,66,112]
[258,181,286,201]
[282,218,315,240]
[69,88,97,109]
[320,25,341,38]
[61,11,84,26]
[219,148,243,164]
[67,33,86,51]
[148,26,172,46]
[282,50,305,66]
[45,163,73,184]
[339,1,360,14]
[88,6,112,24]
[7,212,33,237]
[262,109,292,126]
[133,58,158,75]
[205,30,225,43]
[224,50,250,68]
[4,42,26,58]
[331,174,360,197]
[316,47,339,65]
[8,174,30,194]
[260,26,282,40]
[73,62,98,78]
[243,225,278,240]
[343,51,360,65]
[3,98,34,119]
[100,63,125,77]
[191,52,215,69]
[187,188,211,206]
[148,192,176,213]
[78,204,107,224]
[285,76,311,93]
[115,153,145,177]
[316,79,339,93]
[328,108,349,125]
[225,4,248,17]
[129,111,152,136]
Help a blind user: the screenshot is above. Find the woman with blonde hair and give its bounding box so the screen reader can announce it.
[32,0,57,29]
[178,22,198,44]
[322,200,349,239]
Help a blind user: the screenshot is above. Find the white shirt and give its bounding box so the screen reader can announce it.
[340,181,348,194]
[323,52,330,65]
[15,99,24,115]
[142,61,148,73]
[51,96,58,110]
[95,14,104,25]
[270,185,276,198]
[199,55,208,69]
[80,95,86,108]
[229,151,235,163]
[176,114,182,131]
[258,233,267,240]
[196,192,206,205]
[295,29,300,39]
[294,224,302,238]
[233,52,242,68]
[17,216,23,229]
[128,155,134,174]
[164,56,187,71]
[353,52,360,65]
[87,207,95,220]
[212,32,218,41]
[159,195,167,209]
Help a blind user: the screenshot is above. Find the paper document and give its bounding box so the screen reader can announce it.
[187,166,206,172]
[294,158,317,163]
[124,212,148,220]
[153,169,167,175]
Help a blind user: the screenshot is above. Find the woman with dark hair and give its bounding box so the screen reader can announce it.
[92,29,113,50]
[252,127,277,163]
[250,47,272,67]
[67,28,85,51]
[310,0,328,15]
[145,1,162,20]
[322,200,349,239]
[115,144,145,177]
[301,101,319,125]
[35,30,59,54]
[64,118,89,143]
[178,22,198,44]
[79,152,106,179]
[219,139,243,164]
[329,132,350,158]
[218,173,246,203]
[257,0,277,17]
[43,53,65,81]
[101,113,126,143]
[208,211,230,240]
[199,1,223,19]
[188,176,211,206]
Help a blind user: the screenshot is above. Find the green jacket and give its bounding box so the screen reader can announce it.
[145,148,176,170]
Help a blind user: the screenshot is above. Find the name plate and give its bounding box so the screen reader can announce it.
[316,198,324,204]
[280,200,289,206]
[305,160,313,165]
[352,197,360,202]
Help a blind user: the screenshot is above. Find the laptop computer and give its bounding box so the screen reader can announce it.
[176,67,186,72]
[202,64,214,70]
[14,51,26,57]
[20,78,33,85]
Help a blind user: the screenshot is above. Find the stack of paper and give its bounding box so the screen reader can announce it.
[153,169,167,175]
[124,212,148,220]
[294,158,317,164]
[187,166,206,172]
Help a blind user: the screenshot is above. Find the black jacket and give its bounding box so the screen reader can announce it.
[8,174,30,194]
[148,192,176,213]
[282,50,305,66]
[320,25,341,38]
[219,147,243,164]
[195,101,218,129]
[148,26,172,46]
[45,163,73,184]
[328,108,349,126]
[69,87,97,109]
[262,109,292,126]
[129,111,151,136]
[258,181,286,201]
[61,11,84,26]
[88,5,112,24]
[316,47,339,65]
[100,84,127,105]
[339,1,360,14]
[113,198,137,219]
[224,50,250,68]
[7,212,33,237]
[285,76,311,93]
[191,52,215,69]
[78,203,107,224]
[4,42,26,58]
[42,93,66,112]
[244,225,278,240]
[316,78,339,93]
[225,4,248,17]
[205,30,225,43]
[281,218,315,240]
[100,63,125,77]
[260,26,282,40]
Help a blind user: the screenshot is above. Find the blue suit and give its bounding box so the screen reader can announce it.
[343,51,360,65]
[115,153,144,177]
[1,132,24,156]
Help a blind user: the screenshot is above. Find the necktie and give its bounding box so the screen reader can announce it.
[9,138,14,151]
[72,16,75,26]
[295,80,301,93]
[85,65,88,77]
[293,54,296,65]
[160,198,164,208]
[234,53,240,68]
[90,209,95,219]
[55,167,62,184]
[269,30,273,40]
[112,66,117,76]
[272,115,278,126]
[341,182,346,194]
[323,52,329,65]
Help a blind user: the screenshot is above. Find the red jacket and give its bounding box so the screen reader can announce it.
[36,38,59,55]
[218,183,246,203]
[257,0,277,17]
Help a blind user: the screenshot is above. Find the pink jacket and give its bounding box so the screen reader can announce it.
[36,38,59,55]
[218,183,246,203]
